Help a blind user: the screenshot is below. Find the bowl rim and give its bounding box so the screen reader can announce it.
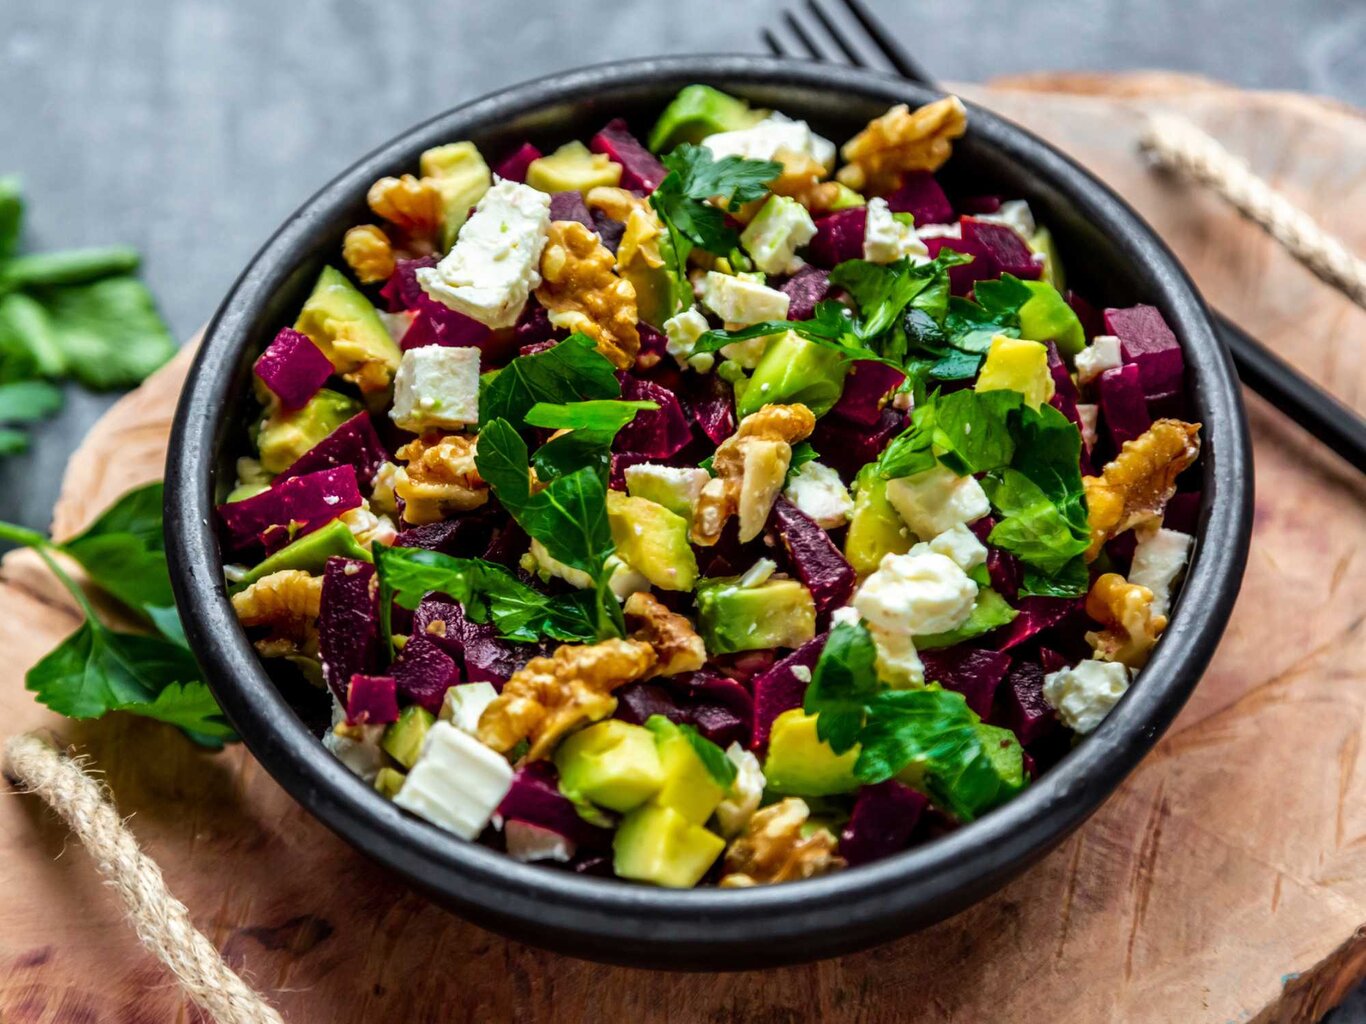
[165,54,1252,965]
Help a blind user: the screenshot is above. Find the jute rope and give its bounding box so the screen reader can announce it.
[1141,113,1366,309]
[3,732,286,1024]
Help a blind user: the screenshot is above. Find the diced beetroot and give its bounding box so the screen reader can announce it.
[494,142,541,183]
[276,412,387,486]
[497,762,614,849]
[614,673,752,749]
[391,632,460,714]
[1045,341,1080,408]
[615,375,692,458]
[590,118,666,193]
[591,209,626,254]
[253,328,332,412]
[549,191,594,228]
[1096,363,1152,450]
[400,304,490,351]
[393,512,498,559]
[1104,304,1185,400]
[681,372,736,446]
[962,218,1042,280]
[808,207,868,267]
[780,266,832,321]
[319,557,379,704]
[714,648,777,685]
[1065,289,1103,340]
[830,360,905,427]
[995,659,1060,746]
[346,674,398,726]
[1164,490,1202,534]
[636,322,669,368]
[768,498,856,614]
[958,195,1002,215]
[1106,530,1137,575]
[811,405,906,481]
[751,633,828,751]
[839,781,928,867]
[380,256,438,313]
[923,235,992,296]
[988,597,1084,652]
[218,465,362,554]
[410,596,465,657]
[409,595,533,688]
[886,171,954,224]
[918,647,1011,719]
[986,547,1023,604]
[513,302,562,352]
[481,519,530,571]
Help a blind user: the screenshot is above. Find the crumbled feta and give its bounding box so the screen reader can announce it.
[504,820,576,863]
[862,197,930,265]
[624,463,710,523]
[972,200,1036,241]
[393,721,514,839]
[662,307,715,371]
[783,460,854,528]
[1075,335,1123,385]
[370,460,402,517]
[885,464,990,540]
[741,195,817,275]
[416,178,551,328]
[700,271,790,326]
[389,345,481,432]
[1043,659,1131,734]
[322,697,386,782]
[852,549,978,637]
[911,522,988,572]
[715,743,766,838]
[830,605,861,628]
[1076,403,1099,450]
[440,682,499,735]
[867,623,925,687]
[916,221,962,240]
[341,502,398,550]
[1128,526,1193,618]
[702,112,836,170]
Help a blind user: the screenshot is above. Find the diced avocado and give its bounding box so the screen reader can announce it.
[612,804,725,888]
[624,464,708,524]
[845,464,913,575]
[419,141,492,249]
[695,577,817,655]
[294,266,401,393]
[256,388,360,474]
[647,84,765,153]
[738,330,848,419]
[1018,279,1084,360]
[234,519,371,589]
[975,335,1053,409]
[740,195,817,276]
[616,213,685,329]
[554,720,665,813]
[826,183,866,210]
[914,588,1018,649]
[374,766,407,798]
[381,705,435,770]
[763,709,861,797]
[606,491,699,592]
[525,141,622,195]
[1027,226,1066,293]
[225,482,270,503]
[644,717,727,825]
[976,723,1026,793]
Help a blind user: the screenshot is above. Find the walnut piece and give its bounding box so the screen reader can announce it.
[367,174,444,236]
[394,433,489,526]
[767,149,844,216]
[1085,572,1168,668]
[837,96,968,195]
[693,403,817,546]
[535,220,640,370]
[719,798,846,888]
[342,225,397,285]
[477,638,657,761]
[1083,419,1201,560]
[624,592,706,677]
[230,569,323,659]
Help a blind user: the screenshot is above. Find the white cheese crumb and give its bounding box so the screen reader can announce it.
[504,820,576,863]
[910,522,988,572]
[1075,335,1123,385]
[1043,659,1131,734]
[885,463,990,540]
[714,743,766,838]
[702,112,836,170]
[783,460,854,528]
[393,721,513,840]
[1076,402,1100,450]
[1128,526,1193,618]
[863,197,930,264]
[852,549,978,637]
[440,682,499,735]
[700,271,790,326]
[390,345,481,432]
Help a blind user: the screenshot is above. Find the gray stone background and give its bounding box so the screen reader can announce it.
[1,0,1363,1015]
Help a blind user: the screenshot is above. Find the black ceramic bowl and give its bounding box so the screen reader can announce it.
[165,55,1252,969]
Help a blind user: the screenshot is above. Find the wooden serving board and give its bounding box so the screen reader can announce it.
[1,72,1363,1024]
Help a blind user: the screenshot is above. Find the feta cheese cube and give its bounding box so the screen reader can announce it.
[741,195,817,275]
[1043,659,1131,734]
[863,197,930,265]
[700,271,790,326]
[783,460,854,528]
[440,681,499,735]
[885,463,990,540]
[416,178,551,328]
[1128,527,1193,618]
[393,721,513,839]
[503,821,576,864]
[972,200,1036,241]
[389,345,481,432]
[715,743,766,838]
[702,112,836,170]
[322,697,385,782]
[662,306,714,371]
[1076,402,1099,450]
[868,623,925,687]
[1075,334,1123,385]
[852,549,978,637]
[606,556,652,602]
[916,221,962,240]
[624,463,711,523]
[911,522,988,572]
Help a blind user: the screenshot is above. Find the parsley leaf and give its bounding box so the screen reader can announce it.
[524,399,658,434]
[650,144,781,259]
[479,334,620,430]
[0,176,20,260]
[803,620,881,754]
[26,276,176,389]
[525,399,656,484]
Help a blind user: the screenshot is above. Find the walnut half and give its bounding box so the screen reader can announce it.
[719,798,846,887]
[1083,419,1201,561]
[536,220,640,370]
[837,96,967,195]
[625,592,706,677]
[230,569,323,659]
[1085,572,1168,668]
[394,433,489,526]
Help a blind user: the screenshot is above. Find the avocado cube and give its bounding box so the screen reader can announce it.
[1027,226,1066,294]
[644,717,727,825]
[606,491,699,592]
[381,705,435,770]
[612,804,725,888]
[763,709,861,797]
[647,84,765,153]
[419,141,492,249]
[234,519,371,589]
[975,335,1054,410]
[1018,279,1084,359]
[294,266,401,393]
[844,464,913,576]
[738,329,848,418]
[740,196,817,276]
[825,183,867,211]
[374,766,407,799]
[526,141,622,195]
[695,577,817,655]
[255,388,360,475]
[554,720,665,813]
[624,464,709,525]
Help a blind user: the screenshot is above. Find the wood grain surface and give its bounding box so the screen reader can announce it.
[1,73,1363,1024]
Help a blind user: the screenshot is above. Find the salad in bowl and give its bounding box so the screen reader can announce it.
[218,85,1202,890]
